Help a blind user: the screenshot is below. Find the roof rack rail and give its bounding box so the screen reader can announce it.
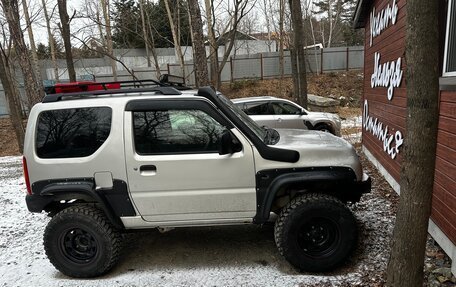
[42,86,183,103]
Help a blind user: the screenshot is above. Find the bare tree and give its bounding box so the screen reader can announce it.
[289,0,308,108]
[21,0,42,85]
[203,0,254,88]
[144,2,162,78]
[187,0,209,87]
[386,0,440,286]
[1,0,44,107]
[203,0,219,87]
[0,45,25,152]
[259,0,273,52]
[164,0,186,80]
[57,0,76,81]
[139,0,151,67]
[100,0,117,80]
[41,0,59,80]
[278,0,285,96]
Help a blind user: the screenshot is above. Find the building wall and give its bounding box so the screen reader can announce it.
[361,0,456,274]
[431,90,456,245]
[362,0,407,183]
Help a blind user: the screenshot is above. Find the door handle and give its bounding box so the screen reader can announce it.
[277,118,282,122]
[139,165,157,176]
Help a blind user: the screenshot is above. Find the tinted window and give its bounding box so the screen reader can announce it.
[242,102,270,115]
[133,109,226,154]
[36,107,112,158]
[271,102,301,115]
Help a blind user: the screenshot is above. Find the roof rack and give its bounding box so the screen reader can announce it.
[42,86,183,103]
[42,76,191,103]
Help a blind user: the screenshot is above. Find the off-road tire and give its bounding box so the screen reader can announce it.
[44,205,122,278]
[274,193,357,272]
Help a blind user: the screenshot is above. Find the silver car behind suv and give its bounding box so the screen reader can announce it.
[233,96,341,136]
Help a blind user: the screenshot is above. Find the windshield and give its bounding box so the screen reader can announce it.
[217,94,279,144]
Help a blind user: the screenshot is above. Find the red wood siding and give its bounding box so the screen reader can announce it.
[431,90,456,245]
[362,0,407,183]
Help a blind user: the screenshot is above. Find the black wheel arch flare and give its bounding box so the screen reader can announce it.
[253,166,368,224]
[26,178,136,229]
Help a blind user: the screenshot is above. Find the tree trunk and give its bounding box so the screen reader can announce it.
[164,0,186,80]
[216,1,249,82]
[41,0,59,81]
[204,0,220,88]
[57,0,76,82]
[2,0,44,108]
[101,0,117,81]
[144,4,162,79]
[187,0,209,87]
[278,0,285,96]
[386,0,440,286]
[0,51,25,152]
[289,0,308,108]
[21,0,43,85]
[139,0,152,68]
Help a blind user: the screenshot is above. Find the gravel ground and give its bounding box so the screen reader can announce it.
[0,117,454,287]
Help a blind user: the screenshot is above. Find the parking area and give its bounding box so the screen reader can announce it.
[0,152,398,287]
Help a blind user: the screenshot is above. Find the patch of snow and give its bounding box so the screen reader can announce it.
[0,156,394,287]
[342,116,362,129]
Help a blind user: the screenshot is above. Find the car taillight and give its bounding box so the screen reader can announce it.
[22,156,32,195]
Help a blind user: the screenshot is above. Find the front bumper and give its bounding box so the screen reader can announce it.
[344,173,371,203]
[357,173,372,194]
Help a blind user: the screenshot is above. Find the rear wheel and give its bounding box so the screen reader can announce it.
[274,194,357,272]
[44,206,122,278]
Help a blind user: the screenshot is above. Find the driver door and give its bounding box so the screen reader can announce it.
[124,99,257,224]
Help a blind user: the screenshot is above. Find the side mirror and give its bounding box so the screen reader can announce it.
[218,130,242,155]
[300,109,307,115]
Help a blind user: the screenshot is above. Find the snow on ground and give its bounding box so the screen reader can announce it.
[341,116,362,145]
[0,152,397,287]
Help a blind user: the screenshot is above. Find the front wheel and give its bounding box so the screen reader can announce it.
[274,194,357,272]
[44,206,122,278]
[315,123,333,134]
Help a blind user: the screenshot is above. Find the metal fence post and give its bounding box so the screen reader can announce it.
[346,47,349,71]
[230,56,234,83]
[167,63,170,75]
[320,49,324,74]
[260,53,264,80]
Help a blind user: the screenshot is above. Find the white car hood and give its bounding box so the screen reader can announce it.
[272,129,362,179]
[275,129,348,148]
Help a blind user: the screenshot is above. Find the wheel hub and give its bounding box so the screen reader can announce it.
[297,218,340,258]
[60,228,97,263]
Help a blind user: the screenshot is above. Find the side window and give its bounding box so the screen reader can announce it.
[133,109,226,155]
[36,107,112,158]
[243,102,270,115]
[271,102,301,115]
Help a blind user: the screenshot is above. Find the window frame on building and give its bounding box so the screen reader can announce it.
[443,0,456,76]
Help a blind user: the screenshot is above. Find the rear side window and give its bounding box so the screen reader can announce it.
[36,107,112,158]
[242,102,270,115]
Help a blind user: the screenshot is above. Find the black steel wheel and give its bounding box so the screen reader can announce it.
[274,194,357,272]
[44,206,122,278]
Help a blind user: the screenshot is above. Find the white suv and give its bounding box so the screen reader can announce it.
[233,96,342,136]
[23,80,370,278]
